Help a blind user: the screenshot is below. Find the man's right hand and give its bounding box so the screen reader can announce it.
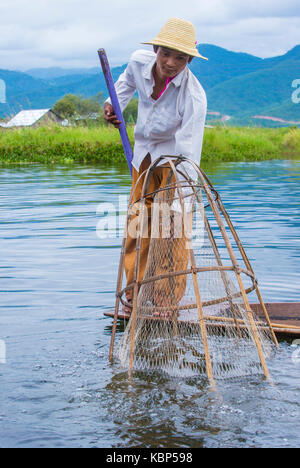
[104,103,122,129]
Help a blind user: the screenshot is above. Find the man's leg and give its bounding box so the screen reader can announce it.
[124,160,192,316]
[124,155,153,311]
[151,165,192,315]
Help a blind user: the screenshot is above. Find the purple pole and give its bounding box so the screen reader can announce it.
[98,49,133,176]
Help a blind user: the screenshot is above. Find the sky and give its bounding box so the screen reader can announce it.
[0,0,299,71]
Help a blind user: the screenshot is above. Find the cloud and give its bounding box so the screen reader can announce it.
[0,0,299,70]
[199,16,300,58]
[225,0,300,19]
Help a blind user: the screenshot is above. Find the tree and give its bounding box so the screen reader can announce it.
[53,94,77,119]
[53,93,104,120]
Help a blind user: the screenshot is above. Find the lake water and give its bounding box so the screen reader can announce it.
[0,160,299,448]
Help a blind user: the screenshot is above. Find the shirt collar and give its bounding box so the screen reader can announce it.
[142,55,156,81]
[171,67,187,87]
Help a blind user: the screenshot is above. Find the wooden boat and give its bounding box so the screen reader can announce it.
[104,302,300,338]
[251,302,300,338]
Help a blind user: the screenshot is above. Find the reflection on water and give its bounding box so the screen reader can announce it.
[0,160,299,448]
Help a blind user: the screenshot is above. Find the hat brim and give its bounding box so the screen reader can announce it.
[142,40,208,60]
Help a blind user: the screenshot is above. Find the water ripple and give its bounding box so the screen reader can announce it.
[0,161,300,448]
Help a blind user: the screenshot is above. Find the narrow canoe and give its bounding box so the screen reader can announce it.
[104,302,300,338]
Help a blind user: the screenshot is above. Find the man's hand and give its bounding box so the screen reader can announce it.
[104,103,122,129]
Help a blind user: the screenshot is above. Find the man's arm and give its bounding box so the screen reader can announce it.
[104,63,137,129]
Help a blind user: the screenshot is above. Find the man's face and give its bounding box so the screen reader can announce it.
[155,47,191,79]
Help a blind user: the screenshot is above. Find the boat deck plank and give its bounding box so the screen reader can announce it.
[104,302,300,337]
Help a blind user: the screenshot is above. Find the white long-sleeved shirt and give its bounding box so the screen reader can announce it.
[106,49,207,181]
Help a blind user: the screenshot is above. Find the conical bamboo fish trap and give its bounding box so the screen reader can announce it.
[109,156,278,385]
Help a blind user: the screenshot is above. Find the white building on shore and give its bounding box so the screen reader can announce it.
[0,109,63,129]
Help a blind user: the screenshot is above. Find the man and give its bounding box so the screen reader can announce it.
[104,17,208,314]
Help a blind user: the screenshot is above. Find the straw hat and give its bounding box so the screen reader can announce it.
[142,17,208,60]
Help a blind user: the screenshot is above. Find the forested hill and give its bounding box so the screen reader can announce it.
[0,44,299,126]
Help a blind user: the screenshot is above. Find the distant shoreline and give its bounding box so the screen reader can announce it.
[0,125,299,165]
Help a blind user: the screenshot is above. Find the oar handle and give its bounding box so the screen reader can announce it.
[98,48,133,176]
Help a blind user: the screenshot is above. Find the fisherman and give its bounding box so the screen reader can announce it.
[104,17,208,314]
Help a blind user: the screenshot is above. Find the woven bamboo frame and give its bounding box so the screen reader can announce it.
[109,156,278,384]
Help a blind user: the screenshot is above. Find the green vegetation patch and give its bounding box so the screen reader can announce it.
[0,125,299,166]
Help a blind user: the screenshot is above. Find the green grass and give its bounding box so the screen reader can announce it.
[203,125,300,161]
[0,124,299,166]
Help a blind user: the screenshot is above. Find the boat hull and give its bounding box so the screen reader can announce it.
[104,302,300,338]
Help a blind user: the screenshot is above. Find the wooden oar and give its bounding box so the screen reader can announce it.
[98,48,133,176]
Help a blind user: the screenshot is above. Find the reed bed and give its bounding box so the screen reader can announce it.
[0,124,299,165]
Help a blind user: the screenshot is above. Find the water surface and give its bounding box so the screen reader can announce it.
[0,160,299,448]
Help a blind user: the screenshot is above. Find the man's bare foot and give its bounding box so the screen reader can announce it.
[122,291,133,315]
[122,300,132,315]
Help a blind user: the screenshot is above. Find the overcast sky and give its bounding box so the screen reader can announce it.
[0,0,299,71]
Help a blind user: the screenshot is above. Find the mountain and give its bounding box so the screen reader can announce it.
[191,44,300,126]
[0,65,127,118]
[206,59,299,114]
[260,44,300,68]
[0,44,299,126]
[0,69,51,117]
[25,67,100,80]
[223,98,300,128]
[189,44,264,90]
